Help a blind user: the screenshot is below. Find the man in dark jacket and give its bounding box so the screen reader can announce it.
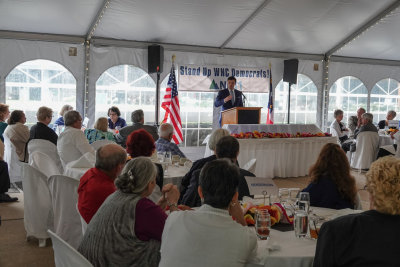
[29,106,58,145]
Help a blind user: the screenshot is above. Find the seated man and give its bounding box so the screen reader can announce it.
[155,123,185,158]
[314,156,400,267]
[57,110,95,166]
[160,159,257,267]
[115,109,159,147]
[29,106,58,145]
[181,136,252,207]
[378,110,396,129]
[342,112,378,152]
[77,144,126,223]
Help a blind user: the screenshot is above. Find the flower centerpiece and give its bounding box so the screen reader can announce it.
[232,130,331,139]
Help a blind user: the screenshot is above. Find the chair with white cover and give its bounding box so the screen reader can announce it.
[90,139,115,150]
[243,158,257,174]
[48,230,93,267]
[48,175,83,249]
[30,151,63,178]
[76,203,88,236]
[351,132,379,170]
[3,135,22,183]
[21,164,53,247]
[27,139,64,174]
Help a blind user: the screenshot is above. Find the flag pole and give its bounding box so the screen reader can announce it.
[155,66,161,127]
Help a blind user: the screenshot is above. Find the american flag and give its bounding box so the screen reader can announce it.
[266,63,274,124]
[161,65,183,144]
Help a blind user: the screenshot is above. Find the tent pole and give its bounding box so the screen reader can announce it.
[155,71,160,126]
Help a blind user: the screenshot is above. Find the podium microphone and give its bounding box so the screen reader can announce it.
[240,91,247,106]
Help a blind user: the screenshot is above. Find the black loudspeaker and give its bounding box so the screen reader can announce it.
[148,45,164,73]
[283,59,299,84]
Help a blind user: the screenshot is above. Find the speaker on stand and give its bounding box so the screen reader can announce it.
[148,45,164,126]
[283,59,299,124]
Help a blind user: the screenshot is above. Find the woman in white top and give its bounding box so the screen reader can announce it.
[330,109,349,144]
[4,110,30,162]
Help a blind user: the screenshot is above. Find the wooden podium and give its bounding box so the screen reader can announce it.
[221,107,262,126]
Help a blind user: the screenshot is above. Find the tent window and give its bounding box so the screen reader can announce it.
[370,78,400,124]
[95,65,156,123]
[5,59,76,127]
[274,74,318,124]
[327,76,368,127]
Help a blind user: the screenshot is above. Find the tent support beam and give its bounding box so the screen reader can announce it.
[220,0,273,49]
[86,0,111,40]
[325,1,400,57]
[0,30,84,44]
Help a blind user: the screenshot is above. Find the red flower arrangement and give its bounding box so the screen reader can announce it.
[231,130,331,139]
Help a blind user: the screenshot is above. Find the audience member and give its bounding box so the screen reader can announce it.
[115,109,159,147]
[356,107,366,129]
[0,104,10,142]
[155,123,185,158]
[347,115,358,137]
[0,140,18,202]
[314,156,400,266]
[78,157,180,267]
[181,135,252,207]
[29,106,58,145]
[84,117,116,144]
[57,110,94,166]
[107,106,127,130]
[53,104,73,131]
[78,144,126,223]
[378,110,397,129]
[4,110,29,162]
[330,109,348,144]
[180,128,230,201]
[343,112,378,152]
[160,159,257,267]
[301,143,357,209]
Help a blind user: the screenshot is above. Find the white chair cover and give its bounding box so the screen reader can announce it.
[76,203,87,236]
[21,164,53,241]
[27,139,64,173]
[48,175,82,249]
[3,135,22,182]
[243,158,257,173]
[48,230,93,267]
[30,151,63,178]
[351,132,379,170]
[90,139,115,150]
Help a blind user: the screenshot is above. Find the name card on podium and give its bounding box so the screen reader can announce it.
[388,120,399,129]
[244,177,278,196]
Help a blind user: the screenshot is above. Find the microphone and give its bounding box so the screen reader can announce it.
[239,90,247,106]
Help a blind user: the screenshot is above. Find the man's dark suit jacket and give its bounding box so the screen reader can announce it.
[29,122,58,145]
[115,123,159,147]
[314,210,400,267]
[214,89,244,126]
[180,168,253,207]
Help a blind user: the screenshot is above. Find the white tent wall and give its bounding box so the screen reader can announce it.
[0,38,85,114]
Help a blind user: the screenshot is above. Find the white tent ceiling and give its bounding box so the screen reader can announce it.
[1,0,400,62]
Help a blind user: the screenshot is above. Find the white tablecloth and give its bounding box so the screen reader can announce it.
[223,124,322,135]
[237,137,337,178]
[379,134,394,147]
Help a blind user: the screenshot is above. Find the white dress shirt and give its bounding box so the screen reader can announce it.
[159,204,258,267]
[57,126,94,166]
[330,120,348,138]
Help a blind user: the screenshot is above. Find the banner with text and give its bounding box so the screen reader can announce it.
[178,65,270,93]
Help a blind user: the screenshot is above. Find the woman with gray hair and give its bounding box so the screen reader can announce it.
[330,109,349,144]
[53,104,73,131]
[378,110,397,129]
[78,157,180,267]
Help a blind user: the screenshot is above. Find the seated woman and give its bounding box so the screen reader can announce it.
[330,109,349,144]
[302,143,357,209]
[314,156,400,266]
[84,117,116,144]
[4,110,30,162]
[378,110,396,129]
[160,159,257,266]
[107,106,127,130]
[126,129,164,199]
[53,104,73,131]
[78,157,180,267]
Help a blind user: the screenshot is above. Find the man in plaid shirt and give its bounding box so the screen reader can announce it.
[155,123,186,158]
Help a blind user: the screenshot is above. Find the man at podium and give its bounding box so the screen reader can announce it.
[214,76,244,127]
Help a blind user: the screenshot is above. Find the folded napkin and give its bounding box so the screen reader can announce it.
[66,152,95,169]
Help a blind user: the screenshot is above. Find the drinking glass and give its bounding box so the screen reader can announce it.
[294,209,308,238]
[278,188,290,204]
[298,192,310,213]
[157,152,165,163]
[255,209,271,240]
[289,188,300,203]
[309,215,323,240]
[164,151,172,165]
[172,155,180,165]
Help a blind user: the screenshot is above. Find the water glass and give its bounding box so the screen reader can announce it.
[164,151,172,165]
[289,188,300,202]
[298,192,310,213]
[172,155,180,165]
[309,215,324,240]
[278,188,290,204]
[294,210,308,238]
[255,209,271,240]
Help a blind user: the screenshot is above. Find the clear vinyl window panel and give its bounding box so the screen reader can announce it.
[5,59,76,127]
[370,78,400,123]
[327,76,368,127]
[95,65,156,124]
[274,74,318,124]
